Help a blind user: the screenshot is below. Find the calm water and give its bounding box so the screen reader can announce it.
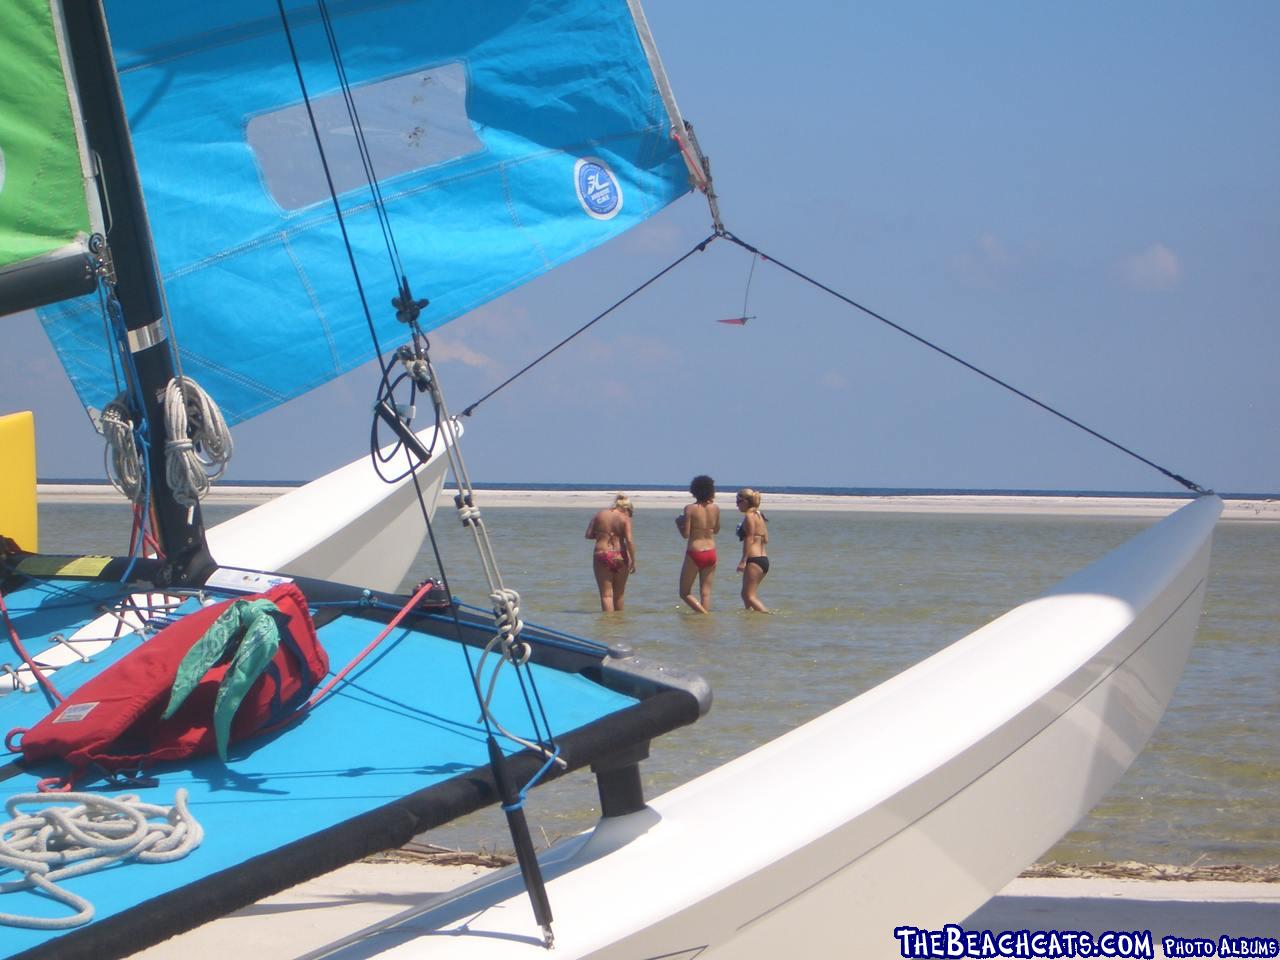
[36,500,1280,867]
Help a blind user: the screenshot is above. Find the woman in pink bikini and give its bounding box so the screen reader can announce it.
[585,493,636,612]
[675,475,720,614]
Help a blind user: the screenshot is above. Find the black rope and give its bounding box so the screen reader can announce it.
[276,0,554,795]
[460,233,719,417]
[314,0,406,284]
[718,230,1212,495]
[273,0,395,397]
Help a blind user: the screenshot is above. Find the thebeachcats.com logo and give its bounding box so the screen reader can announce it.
[893,924,1279,959]
[574,157,623,220]
[894,924,1155,959]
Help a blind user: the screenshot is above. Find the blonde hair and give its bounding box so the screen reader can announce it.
[737,488,761,510]
[612,492,634,515]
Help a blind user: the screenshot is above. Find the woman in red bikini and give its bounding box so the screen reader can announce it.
[586,493,636,612]
[675,475,720,614]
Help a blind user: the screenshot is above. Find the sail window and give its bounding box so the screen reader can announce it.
[247,62,481,211]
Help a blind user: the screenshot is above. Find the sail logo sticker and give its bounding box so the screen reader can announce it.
[575,157,623,220]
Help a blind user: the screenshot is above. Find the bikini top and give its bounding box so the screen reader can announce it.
[736,512,768,541]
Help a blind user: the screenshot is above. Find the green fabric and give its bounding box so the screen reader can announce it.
[0,0,92,269]
[162,599,281,761]
[212,608,281,760]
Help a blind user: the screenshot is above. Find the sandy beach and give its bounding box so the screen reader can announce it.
[35,483,1280,521]
[128,858,1280,959]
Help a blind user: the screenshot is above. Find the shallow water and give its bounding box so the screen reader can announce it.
[35,499,1280,866]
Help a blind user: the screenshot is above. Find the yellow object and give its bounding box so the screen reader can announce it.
[0,410,39,552]
[17,556,112,577]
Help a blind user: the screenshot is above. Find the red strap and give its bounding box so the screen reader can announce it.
[36,775,74,793]
[0,590,65,704]
[258,578,440,738]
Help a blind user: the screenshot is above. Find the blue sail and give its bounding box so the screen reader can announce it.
[39,0,697,425]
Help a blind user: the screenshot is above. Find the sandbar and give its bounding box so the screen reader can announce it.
[34,483,1279,521]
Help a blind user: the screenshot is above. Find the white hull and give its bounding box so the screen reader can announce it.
[206,421,459,593]
[326,495,1220,959]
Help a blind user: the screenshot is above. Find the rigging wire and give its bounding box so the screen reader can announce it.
[95,280,158,579]
[401,346,560,944]
[399,338,562,761]
[278,0,559,750]
[275,1,433,489]
[273,0,395,395]
[453,223,1208,494]
[274,0,557,741]
[313,0,406,283]
[715,230,1211,495]
[276,6,559,940]
[460,232,720,418]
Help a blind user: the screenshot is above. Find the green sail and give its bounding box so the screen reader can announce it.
[0,0,99,314]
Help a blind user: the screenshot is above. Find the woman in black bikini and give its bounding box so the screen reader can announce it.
[735,488,770,613]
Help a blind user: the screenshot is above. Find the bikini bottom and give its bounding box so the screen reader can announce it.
[594,550,626,573]
[745,556,770,574]
[686,547,717,570]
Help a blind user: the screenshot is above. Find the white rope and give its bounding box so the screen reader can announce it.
[472,630,556,761]
[164,377,233,507]
[0,790,202,930]
[101,397,145,504]
[490,588,527,659]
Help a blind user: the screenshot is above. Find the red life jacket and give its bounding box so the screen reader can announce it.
[16,583,327,781]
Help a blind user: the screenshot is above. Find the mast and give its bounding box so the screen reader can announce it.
[61,0,212,583]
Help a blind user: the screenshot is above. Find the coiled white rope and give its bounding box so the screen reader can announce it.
[0,790,202,930]
[164,377,233,507]
[101,397,145,504]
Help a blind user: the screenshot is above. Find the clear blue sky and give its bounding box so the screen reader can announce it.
[3,1,1277,493]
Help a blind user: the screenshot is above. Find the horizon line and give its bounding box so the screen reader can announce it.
[33,478,1278,500]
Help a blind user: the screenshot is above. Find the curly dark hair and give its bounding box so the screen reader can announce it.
[689,474,715,502]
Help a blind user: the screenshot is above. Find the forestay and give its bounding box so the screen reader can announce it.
[36,0,698,425]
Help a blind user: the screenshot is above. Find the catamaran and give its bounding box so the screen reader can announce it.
[0,2,1219,958]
